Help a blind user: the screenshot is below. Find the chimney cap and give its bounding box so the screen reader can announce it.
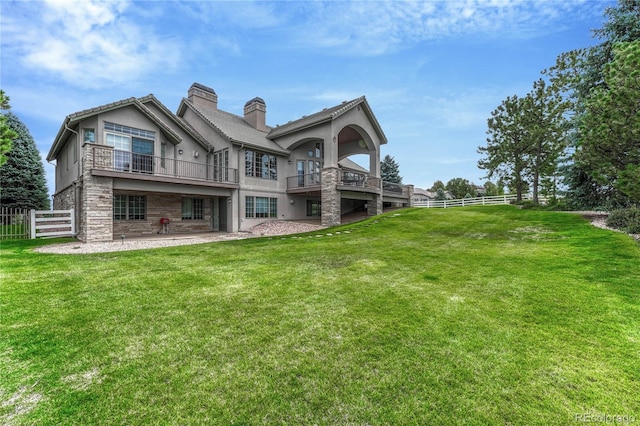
[244,97,266,107]
[190,82,216,95]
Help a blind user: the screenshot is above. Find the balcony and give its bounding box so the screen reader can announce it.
[286,173,322,192]
[382,181,411,198]
[286,171,382,193]
[87,145,238,186]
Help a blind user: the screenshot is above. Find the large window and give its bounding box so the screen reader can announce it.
[307,200,321,217]
[182,198,204,220]
[245,150,277,180]
[213,148,229,181]
[113,195,146,220]
[245,196,277,218]
[104,122,155,173]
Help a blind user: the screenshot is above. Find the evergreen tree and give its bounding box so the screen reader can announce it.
[0,90,16,167]
[0,112,50,210]
[478,95,529,202]
[579,41,640,205]
[521,79,569,204]
[381,155,402,184]
[545,0,640,208]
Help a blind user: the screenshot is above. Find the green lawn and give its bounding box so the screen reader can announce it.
[1,206,638,425]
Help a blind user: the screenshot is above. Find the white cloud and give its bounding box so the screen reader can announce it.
[286,0,604,55]
[5,0,182,89]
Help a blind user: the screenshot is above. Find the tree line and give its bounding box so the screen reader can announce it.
[477,0,639,210]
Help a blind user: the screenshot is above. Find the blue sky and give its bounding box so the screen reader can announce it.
[1,0,615,198]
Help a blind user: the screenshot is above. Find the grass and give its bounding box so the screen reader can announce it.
[1,206,638,425]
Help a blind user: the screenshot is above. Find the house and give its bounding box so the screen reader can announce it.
[48,83,413,242]
[412,187,454,204]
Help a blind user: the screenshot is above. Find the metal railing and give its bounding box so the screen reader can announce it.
[287,173,322,190]
[89,145,238,184]
[1,208,30,240]
[286,171,402,194]
[338,171,380,190]
[382,181,404,193]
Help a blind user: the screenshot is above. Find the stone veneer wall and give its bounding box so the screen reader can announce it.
[321,167,341,227]
[407,185,415,207]
[113,191,213,237]
[53,183,82,240]
[82,175,113,243]
[368,193,383,216]
[53,185,75,210]
[82,147,114,243]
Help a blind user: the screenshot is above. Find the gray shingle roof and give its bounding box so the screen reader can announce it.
[179,98,289,155]
[266,96,386,144]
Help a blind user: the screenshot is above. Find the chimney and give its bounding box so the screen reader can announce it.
[187,83,217,112]
[244,97,267,132]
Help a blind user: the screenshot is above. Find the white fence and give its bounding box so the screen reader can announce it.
[414,194,543,208]
[29,209,75,239]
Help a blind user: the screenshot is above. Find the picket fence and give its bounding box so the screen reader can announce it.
[414,194,544,208]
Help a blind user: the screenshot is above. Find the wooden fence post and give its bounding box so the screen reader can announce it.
[29,210,36,239]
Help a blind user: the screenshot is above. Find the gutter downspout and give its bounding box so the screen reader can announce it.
[62,124,80,235]
[237,142,243,233]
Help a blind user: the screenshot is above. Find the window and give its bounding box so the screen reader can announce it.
[113,195,146,220]
[104,122,155,173]
[160,142,166,168]
[245,196,254,218]
[213,148,229,181]
[113,195,127,220]
[307,200,321,217]
[245,196,277,218]
[182,198,204,220]
[83,129,95,143]
[245,150,277,180]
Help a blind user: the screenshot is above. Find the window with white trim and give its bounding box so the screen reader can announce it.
[245,150,277,180]
[182,198,204,220]
[113,195,146,220]
[104,122,155,173]
[245,196,277,218]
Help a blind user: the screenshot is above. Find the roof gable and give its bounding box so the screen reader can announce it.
[47,96,185,161]
[138,95,211,150]
[267,96,387,144]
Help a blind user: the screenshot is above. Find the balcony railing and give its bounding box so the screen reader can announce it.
[287,173,322,191]
[339,171,381,190]
[383,181,403,193]
[89,145,238,184]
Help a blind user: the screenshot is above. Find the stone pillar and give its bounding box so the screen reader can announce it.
[407,184,415,207]
[368,193,383,217]
[81,145,114,242]
[321,167,341,227]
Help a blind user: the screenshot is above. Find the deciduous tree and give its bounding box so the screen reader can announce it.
[445,177,478,199]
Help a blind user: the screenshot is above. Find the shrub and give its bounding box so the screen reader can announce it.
[606,206,640,234]
[545,198,572,211]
